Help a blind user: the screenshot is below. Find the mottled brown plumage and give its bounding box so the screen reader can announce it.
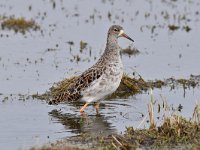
[49,66,104,105]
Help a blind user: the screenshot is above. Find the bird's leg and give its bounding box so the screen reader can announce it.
[95,102,100,114]
[80,102,89,113]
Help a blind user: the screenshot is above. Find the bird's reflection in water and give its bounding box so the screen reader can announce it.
[48,109,116,137]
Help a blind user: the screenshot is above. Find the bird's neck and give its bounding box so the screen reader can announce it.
[106,34,118,47]
[103,34,121,62]
[105,34,120,52]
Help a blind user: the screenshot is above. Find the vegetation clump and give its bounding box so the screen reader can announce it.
[103,116,200,149]
[168,25,179,31]
[101,99,200,150]
[121,46,140,56]
[1,17,40,34]
[168,24,192,32]
[177,78,197,88]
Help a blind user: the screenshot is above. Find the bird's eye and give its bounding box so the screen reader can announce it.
[114,28,118,31]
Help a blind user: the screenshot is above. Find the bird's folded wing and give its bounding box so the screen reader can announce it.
[48,66,104,105]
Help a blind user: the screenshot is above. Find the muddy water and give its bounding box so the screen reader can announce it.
[0,0,200,149]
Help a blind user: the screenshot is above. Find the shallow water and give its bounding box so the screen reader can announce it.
[1,87,200,149]
[0,0,200,149]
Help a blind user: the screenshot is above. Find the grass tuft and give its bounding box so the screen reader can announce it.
[1,17,40,34]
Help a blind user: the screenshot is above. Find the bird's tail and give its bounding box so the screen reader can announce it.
[48,92,68,105]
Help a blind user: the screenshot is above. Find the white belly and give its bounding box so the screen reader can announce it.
[81,63,123,103]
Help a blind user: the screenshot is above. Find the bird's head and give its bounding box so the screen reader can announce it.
[108,25,134,42]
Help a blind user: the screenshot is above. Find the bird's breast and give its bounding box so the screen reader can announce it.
[106,56,123,73]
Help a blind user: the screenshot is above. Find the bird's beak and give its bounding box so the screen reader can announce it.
[118,30,134,42]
